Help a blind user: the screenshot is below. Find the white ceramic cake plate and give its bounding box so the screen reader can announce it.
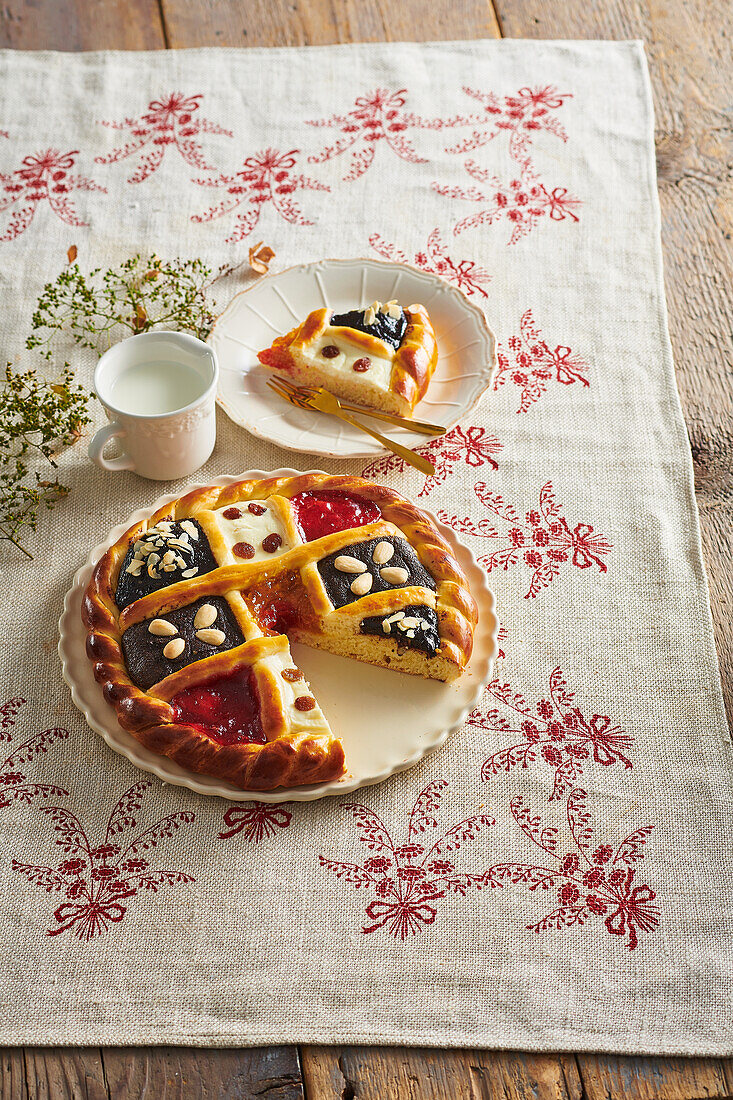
[58,469,499,803]
[211,258,497,459]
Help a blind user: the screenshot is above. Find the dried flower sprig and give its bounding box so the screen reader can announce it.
[0,363,93,557]
[27,253,217,358]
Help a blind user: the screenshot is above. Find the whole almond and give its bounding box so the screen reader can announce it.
[372,541,394,565]
[149,618,177,637]
[350,573,373,596]
[196,628,226,646]
[334,555,367,574]
[163,638,185,659]
[193,603,217,629]
[379,566,409,586]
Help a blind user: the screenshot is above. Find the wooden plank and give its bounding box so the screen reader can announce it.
[20,1048,108,1100]
[576,1053,732,1099]
[302,1045,583,1100]
[160,0,501,48]
[0,1048,27,1100]
[493,12,733,738]
[101,1045,304,1100]
[0,0,166,50]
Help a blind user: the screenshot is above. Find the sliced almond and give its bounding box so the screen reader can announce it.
[350,573,373,596]
[193,603,217,629]
[180,520,199,540]
[196,628,225,646]
[334,555,367,574]
[125,560,143,576]
[181,567,199,578]
[380,566,409,586]
[372,541,394,565]
[149,618,178,637]
[163,638,185,659]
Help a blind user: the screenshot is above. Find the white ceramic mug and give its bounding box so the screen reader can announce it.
[88,331,219,480]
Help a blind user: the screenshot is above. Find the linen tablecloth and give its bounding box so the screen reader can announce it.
[0,41,731,1054]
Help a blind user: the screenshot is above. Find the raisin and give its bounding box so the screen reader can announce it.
[262,533,283,553]
[222,507,241,520]
[353,357,371,372]
[295,695,316,711]
[248,502,266,515]
[282,668,304,682]
[232,541,255,559]
[321,345,340,358]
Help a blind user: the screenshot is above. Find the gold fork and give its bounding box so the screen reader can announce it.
[270,376,446,437]
[267,377,435,476]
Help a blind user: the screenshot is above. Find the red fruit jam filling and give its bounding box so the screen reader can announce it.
[171,667,266,746]
[245,571,315,636]
[289,490,381,542]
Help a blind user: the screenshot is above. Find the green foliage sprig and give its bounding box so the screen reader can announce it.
[0,363,93,557]
[27,253,217,357]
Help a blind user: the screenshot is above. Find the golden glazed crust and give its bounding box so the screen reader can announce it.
[257,305,439,415]
[82,474,477,790]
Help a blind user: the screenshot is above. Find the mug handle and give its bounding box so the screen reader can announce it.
[88,422,136,472]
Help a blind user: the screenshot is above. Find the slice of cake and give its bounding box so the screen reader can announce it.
[258,300,438,417]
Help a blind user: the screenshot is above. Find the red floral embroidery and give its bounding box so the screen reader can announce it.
[306,88,471,181]
[0,149,106,242]
[486,789,659,951]
[446,85,572,164]
[11,780,194,940]
[439,480,612,598]
[495,310,590,412]
[432,85,580,244]
[320,780,494,939]
[361,425,501,497]
[0,697,68,808]
[496,623,508,660]
[469,667,632,801]
[218,801,293,842]
[434,161,581,245]
[96,92,232,183]
[191,148,329,242]
[369,228,491,298]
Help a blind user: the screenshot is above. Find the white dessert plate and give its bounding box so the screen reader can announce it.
[58,469,498,803]
[211,258,497,459]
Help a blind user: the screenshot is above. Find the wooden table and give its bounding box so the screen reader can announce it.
[2,0,731,1096]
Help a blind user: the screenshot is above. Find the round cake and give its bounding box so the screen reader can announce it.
[82,474,478,790]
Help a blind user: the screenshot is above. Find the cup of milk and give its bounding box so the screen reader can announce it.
[88,331,218,480]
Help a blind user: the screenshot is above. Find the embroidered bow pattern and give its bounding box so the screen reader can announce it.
[306,88,473,182]
[320,780,495,940]
[439,480,612,598]
[369,228,492,298]
[485,790,659,951]
[470,667,633,802]
[0,697,68,809]
[0,148,106,242]
[11,780,195,941]
[361,425,502,498]
[218,802,293,843]
[191,148,329,242]
[433,85,580,244]
[495,309,590,412]
[96,92,233,183]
